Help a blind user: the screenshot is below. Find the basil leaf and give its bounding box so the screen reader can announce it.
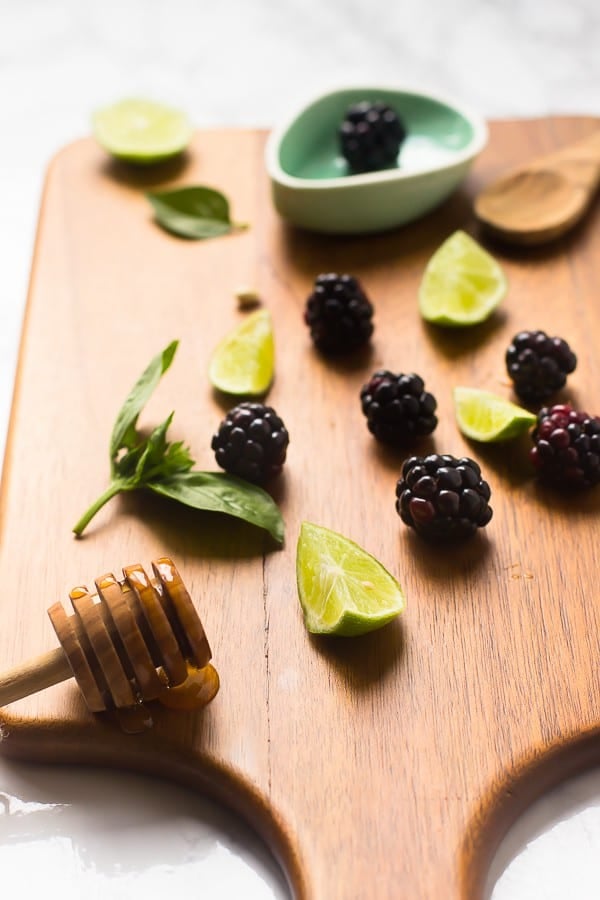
[75,340,284,543]
[134,413,173,479]
[147,186,244,239]
[159,439,195,477]
[113,442,146,480]
[110,340,178,465]
[133,413,194,482]
[147,471,284,543]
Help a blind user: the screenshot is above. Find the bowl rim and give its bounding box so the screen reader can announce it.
[265,84,488,191]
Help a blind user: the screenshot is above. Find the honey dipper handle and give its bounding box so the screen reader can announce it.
[0,647,72,707]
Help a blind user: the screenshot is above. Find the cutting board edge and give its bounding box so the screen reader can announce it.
[3,709,600,900]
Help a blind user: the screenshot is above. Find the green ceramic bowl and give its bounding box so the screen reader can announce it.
[265,86,488,235]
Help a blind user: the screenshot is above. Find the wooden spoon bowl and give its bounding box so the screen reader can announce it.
[474,130,600,244]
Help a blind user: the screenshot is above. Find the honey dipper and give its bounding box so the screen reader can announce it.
[0,557,219,716]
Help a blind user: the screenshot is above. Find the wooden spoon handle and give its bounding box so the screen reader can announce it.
[535,129,600,188]
[561,128,600,159]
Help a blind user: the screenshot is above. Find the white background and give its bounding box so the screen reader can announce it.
[1,1,599,897]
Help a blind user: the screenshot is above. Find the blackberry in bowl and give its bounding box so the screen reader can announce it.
[211,402,289,484]
[530,404,600,489]
[395,454,493,541]
[265,85,488,235]
[304,273,374,355]
[360,371,437,446]
[506,330,577,404]
[338,100,406,173]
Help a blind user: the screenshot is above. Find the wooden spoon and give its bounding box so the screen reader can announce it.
[474,130,600,245]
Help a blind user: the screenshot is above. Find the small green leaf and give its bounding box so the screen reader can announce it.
[110,340,178,465]
[159,439,195,477]
[113,442,146,480]
[147,186,246,239]
[138,413,174,471]
[131,413,194,483]
[147,471,284,543]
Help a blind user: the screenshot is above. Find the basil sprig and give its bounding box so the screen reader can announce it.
[147,186,247,239]
[73,341,284,543]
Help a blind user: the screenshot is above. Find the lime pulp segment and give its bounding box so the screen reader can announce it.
[296,522,405,636]
[209,308,275,396]
[92,98,192,163]
[454,386,537,442]
[419,230,507,326]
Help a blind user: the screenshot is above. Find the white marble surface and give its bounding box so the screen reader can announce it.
[0,761,288,899]
[1,1,599,897]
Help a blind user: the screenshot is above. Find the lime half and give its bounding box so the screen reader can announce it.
[92,98,192,164]
[454,386,536,442]
[209,309,274,396]
[296,522,406,636]
[419,230,507,326]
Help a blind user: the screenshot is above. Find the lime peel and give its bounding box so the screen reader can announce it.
[419,230,507,327]
[454,386,537,442]
[296,522,406,636]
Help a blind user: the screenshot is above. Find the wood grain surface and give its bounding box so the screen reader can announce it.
[1,117,599,899]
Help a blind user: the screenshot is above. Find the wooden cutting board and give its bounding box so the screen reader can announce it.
[1,117,599,899]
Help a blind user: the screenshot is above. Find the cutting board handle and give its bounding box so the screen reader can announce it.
[0,711,310,899]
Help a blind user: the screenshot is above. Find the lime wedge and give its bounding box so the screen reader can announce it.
[209,309,275,396]
[454,386,536,442]
[92,98,192,164]
[296,522,406,636]
[419,230,507,326]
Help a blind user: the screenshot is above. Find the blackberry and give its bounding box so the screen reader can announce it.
[395,454,493,541]
[506,330,577,404]
[530,404,600,489]
[360,371,437,446]
[338,101,406,173]
[304,273,374,355]
[211,402,289,484]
